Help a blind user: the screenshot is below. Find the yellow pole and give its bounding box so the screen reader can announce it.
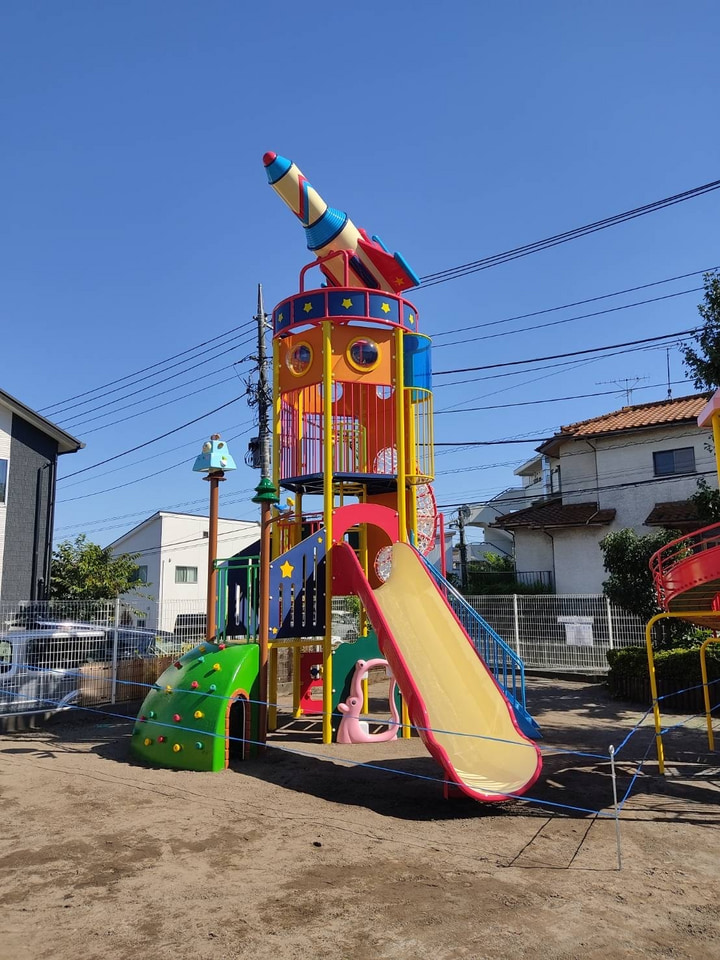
[293,645,302,718]
[322,321,334,744]
[395,328,407,542]
[401,695,411,739]
[645,610,720,773]
[407,400,418,542]
[272,350,281,560]
[700,635,720,751]
[645,614,666,775]
[268,644,278,731]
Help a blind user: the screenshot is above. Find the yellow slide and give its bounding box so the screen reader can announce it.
[341,542,542,801]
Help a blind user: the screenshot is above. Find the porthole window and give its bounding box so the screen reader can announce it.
[347,337,380,372]
[286,342,313,376]
[376,385,394,400]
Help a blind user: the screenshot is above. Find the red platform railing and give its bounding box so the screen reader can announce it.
[650,521,720,609]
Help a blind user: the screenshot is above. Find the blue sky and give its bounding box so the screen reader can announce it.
[1,1,719,547]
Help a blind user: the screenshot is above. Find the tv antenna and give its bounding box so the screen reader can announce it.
[596,376,648,405]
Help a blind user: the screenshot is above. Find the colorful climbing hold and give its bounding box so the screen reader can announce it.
[165,685,173,693]
[208,684,217,693]
[193,710,204,719]
[144,738,153,747]
[148,710,156,719]
[174,660,182,669]
[197,656,205,664]
[199,645,206,653]
[218,643,226,650]
[194,742,204,750]
[139,715,147,722]
[172,743,182,753]
[212,663,221,672]
[158,736,166,743]
[190,680,199,689]
[173,714,182,723]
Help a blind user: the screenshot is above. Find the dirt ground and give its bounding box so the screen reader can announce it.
[1,677,719,960]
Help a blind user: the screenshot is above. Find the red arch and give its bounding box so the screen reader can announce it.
[332,502,399,544]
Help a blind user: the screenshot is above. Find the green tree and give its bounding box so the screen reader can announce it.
[681,270,720,389]
[600,527,693,648]
[689,477,720,526]
[50,534,146,600]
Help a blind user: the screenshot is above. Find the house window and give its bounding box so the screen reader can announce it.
[653,447,696,477]
[0,459,7,504]
[175,566,198,584]
[132,565,148,584]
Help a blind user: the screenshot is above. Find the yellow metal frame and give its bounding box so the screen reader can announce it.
[394,327,407,542]
[645,610,720,773]
[322,321,334,744]
[700,635,720,750]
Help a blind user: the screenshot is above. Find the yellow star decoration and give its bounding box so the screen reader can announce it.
[408,314,415,325]
[380,302,391,314]
[277,312,284,323]
[303,302,313,314]
[271,627,278,635]
[394,277,405,286]
[280,560,294,578]
[341,297,353,309]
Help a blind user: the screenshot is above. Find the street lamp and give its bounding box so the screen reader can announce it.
[193,434,237,642]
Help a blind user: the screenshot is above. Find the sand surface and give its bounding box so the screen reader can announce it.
[1,678,719,960]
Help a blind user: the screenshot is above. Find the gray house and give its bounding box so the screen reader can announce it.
[0,389,83,602]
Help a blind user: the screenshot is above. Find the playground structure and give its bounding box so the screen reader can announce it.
[131,153,542,801]
[646,389,720,771]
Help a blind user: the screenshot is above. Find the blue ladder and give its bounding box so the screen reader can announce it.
[418,553,542,740]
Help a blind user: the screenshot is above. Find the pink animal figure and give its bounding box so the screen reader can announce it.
[337,658,400,744]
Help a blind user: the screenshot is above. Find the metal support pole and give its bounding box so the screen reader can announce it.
[512,594,521,658]
[458,508,468,593]
[606,596,615,650]
[609,744,623,871]
[110,596,120,705]
[205,472,221,642]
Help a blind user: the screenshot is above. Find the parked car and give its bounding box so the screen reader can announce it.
[0,622,178,717]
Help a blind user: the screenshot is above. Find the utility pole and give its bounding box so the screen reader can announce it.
[256,284,272,478]
[251,283,278,751]
[457,505,469,593]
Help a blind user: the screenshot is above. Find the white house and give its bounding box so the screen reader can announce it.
[491,394,715,593]
[108,511,260,632]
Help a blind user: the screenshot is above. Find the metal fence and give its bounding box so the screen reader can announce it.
[0,593,645,717]
[464,594,646,674]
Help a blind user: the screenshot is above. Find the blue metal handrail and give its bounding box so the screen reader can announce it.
[416,551,541,738]
[418,554,525,706]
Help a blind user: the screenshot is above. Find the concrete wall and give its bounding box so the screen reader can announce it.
[550,526,610,594]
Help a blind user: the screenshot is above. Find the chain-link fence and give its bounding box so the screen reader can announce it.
[464,594,646,673]
[0,593,644,716]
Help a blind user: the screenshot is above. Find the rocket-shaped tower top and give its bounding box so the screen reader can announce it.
[263,152,420,295]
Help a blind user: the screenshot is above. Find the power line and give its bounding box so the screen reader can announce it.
[56,336,253,424]
[418,179,720,288]
[41,319,255,415]
[429,266,718,338]
[433,288,702,349]
[58,395,244,482]
[434,379,693,414]
[434,329,697,376]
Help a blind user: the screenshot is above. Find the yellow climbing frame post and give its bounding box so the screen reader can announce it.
[322,321,334,745]
[700,635,720,751]
[646,610,720,773]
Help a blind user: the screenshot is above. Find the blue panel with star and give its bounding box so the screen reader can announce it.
[327,290,364,317]
[274,299,294,334]
[291,293,326,322]
[402,303,419,331]
[368,294,399,324]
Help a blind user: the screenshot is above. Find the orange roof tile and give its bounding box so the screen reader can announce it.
[539,393,710,454]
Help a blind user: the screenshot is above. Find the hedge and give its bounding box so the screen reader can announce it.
[606,645,720,713]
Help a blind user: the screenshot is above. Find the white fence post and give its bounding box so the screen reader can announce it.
[606,596,615,650]
[110,597,120,705]
[512,594,521,658]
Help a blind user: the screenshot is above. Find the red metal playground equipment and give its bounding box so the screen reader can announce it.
[130,152,542,803]
[646,391,720,772]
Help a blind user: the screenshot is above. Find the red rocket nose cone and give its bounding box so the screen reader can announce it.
[263,151,277,166]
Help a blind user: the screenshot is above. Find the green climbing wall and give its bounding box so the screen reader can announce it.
[130,642,260,772]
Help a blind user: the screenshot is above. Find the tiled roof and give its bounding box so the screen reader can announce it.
[644,500,700,528]
[493,498,616,530]
[538,393,710,455]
